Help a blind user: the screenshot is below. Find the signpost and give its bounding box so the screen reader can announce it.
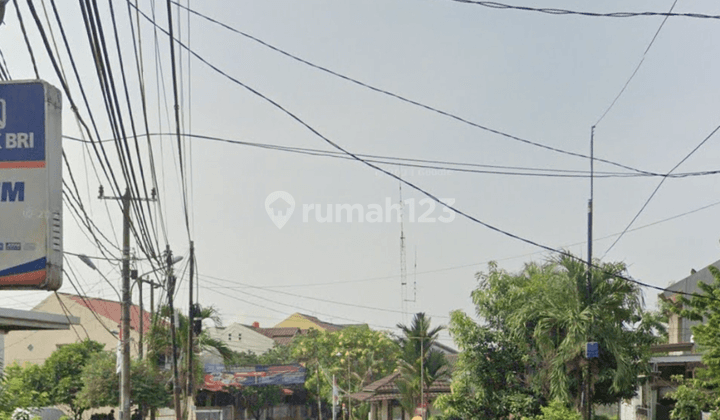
[0,80,62,290]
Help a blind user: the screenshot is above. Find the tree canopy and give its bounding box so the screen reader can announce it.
[395,313,449,416]
[291,325,400,420]
[0,340,105,420]
[438,255,662,419]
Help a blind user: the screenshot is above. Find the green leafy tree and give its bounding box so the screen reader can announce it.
[41,340,105,420]
[528,400,582,420]
[291,325,400,420]
[435,311,541,420]
[668,375,713,420]
[147,305,233,390]
[76,351,171,411]
[442,256,660,417]
[0,363,50,417]
[395,313,449,416]
[227,385,284,420]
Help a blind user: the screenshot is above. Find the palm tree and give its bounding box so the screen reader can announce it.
[396,313,449,417]
[509,255,659,410]
[146,304,234,418]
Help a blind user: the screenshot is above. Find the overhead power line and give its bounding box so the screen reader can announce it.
[200,273,450,319]
[443,0,720,20]
[64,133,720,180]
[135,3,720,303]
[595,0,678,126]
[162,1,653,176]
[603,122,720,257]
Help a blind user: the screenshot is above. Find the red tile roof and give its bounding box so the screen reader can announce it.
[64,293,152,334]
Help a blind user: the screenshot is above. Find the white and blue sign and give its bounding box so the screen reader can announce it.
[0,80,62,290]
[586,342,599,359]
[0,83,45,162]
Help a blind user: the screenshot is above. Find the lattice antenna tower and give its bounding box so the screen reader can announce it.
[399,178,408,321]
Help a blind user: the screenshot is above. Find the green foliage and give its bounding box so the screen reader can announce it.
[442,256,660,418]
[259,343,296,365]
[526,400,581,420]
[435,311,540,420]
[0,340,104,420]
[43,340,105,419]
[291,325,399,419]
[668,375,713,420]
[668,266,720,419]
[0,363,50,416]
[395,313,449,416]
[76,351,171,410]
[146,304,231,403]
[226,385,284,420]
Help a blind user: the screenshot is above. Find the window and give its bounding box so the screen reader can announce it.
[228,334,232,341]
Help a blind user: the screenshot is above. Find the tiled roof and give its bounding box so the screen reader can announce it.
[354,370,452,403]
[62,293,152,334]
[297,313,346,332]
[253,327,307,345]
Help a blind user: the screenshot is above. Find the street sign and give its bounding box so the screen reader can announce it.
[0,80,62,290]
[586,342,599,359]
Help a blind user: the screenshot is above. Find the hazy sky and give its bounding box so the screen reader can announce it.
[2,0,720,347]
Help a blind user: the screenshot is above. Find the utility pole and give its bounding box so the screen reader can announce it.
[121,189,131,420]
[585,127,595,420]
[420,340,424,420]
[186,241,195,416]
[317,360,323,420]
[138,274,144,360]
[166,245,183,420]
[100,186,155,420]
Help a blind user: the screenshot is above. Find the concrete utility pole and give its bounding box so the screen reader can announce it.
[121,189,131,420]
[186,241,195,412]
[97,187,131,420]
[166,246,182,420]
[99,186,156,420]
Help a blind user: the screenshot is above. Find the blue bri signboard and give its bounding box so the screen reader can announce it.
[0,80,62,290]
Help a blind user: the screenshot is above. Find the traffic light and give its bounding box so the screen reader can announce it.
[193,319,202,335]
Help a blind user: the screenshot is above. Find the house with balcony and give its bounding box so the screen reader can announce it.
[620,260,720,420]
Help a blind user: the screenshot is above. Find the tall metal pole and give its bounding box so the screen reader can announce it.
[167,246,182,420]
[121,188,132,420]
[585,127,595,420]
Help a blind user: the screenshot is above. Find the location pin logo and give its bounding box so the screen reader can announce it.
[265,191,295,229]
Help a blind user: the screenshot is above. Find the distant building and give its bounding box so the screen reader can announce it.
[247,313,365,347]
[5,292,149,367]
[273,312,362,332]
[202,322,276,363]
[620,261,719,420]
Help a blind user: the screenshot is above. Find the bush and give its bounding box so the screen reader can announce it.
[526,400,582,420]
